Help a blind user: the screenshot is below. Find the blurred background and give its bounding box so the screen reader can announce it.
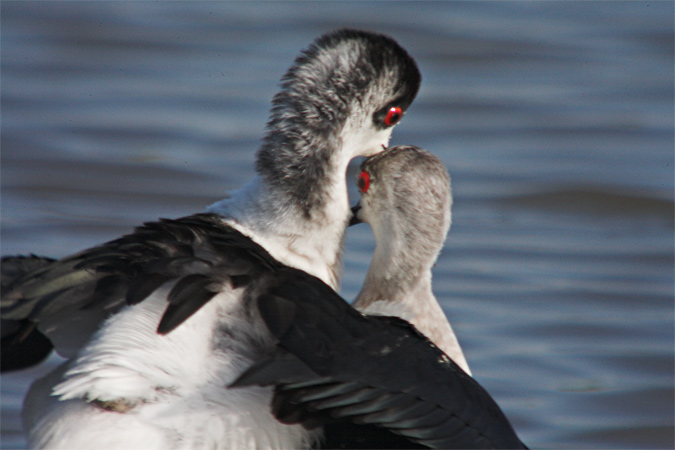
[1,2,673,448]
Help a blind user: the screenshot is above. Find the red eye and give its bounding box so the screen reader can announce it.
[357,171,371,193]
[384,106,403,126]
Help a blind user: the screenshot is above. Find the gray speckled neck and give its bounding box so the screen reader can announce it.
[354,146,452,305]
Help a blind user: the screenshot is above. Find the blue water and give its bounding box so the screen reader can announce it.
[2,2,673,449]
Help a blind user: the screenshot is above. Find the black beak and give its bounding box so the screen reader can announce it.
[349,203,362,226]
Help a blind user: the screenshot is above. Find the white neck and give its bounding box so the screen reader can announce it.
[207,115,391,290]
[207,170,350,290]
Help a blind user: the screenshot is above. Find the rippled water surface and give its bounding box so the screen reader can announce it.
[2,2,673,449]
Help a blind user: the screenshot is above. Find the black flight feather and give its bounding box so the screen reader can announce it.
[157,274,220,335]
[125,273,171,305]
[1,213,283,370]
[231,268,528,449]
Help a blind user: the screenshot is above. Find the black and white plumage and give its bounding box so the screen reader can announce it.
[232,266,527,449]
[1,29,420,449]
[232,146,527,449]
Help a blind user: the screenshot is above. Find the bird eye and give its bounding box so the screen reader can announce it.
[357,171,371,193]
[384,106,403,127]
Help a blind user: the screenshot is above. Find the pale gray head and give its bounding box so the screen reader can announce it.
[354,145,452,293]
[256,29,421,218]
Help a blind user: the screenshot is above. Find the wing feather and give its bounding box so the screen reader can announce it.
[1,213,280,370]
[233,268,527,449]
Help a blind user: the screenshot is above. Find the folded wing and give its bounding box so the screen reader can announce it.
[234,268,527,449]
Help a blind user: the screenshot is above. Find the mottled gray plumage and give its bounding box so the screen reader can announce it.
[257,29,420,219]
[355,145,451,303]
[351,146,471,372]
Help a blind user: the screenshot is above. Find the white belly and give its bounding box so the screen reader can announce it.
[24,287,318,449]
[26,384,316,450]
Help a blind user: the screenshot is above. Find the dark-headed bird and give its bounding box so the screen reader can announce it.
[1,30,421,449]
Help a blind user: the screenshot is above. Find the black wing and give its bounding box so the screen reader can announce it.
[233,268,527,449]
[1,255,57,371]
[1,213,280,371]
